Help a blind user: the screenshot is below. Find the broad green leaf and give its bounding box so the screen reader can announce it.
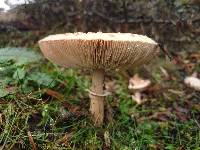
[28,72,56,87]
[0,47,42,66]
[0,87,9,98]
[165,144,175,150]
[13,68,26,80]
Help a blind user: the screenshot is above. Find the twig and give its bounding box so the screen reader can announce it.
[28,131,37,150]
[158,43,173,61]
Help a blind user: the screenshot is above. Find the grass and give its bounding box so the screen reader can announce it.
[0,45,200,149]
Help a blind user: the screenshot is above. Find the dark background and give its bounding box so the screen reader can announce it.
[0,0,200,52]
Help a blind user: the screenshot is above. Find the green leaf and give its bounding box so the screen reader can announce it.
[28,72,56,87]
[165,144,175,150]
[13,68,26,80]
[0,47,42,66]
[0,87,9,98]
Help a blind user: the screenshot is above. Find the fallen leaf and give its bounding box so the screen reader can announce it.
[175,106,188,113]
[173,105,189,122]
[184,63,195,73]
[62,101,80,112]
[190,52,200,62]
[175,111,188,122]
[0,114,2,125]
[45,89,64,100]
[160,67,170,79]
[137,111,171,122]
[61,133,73,147]
[168,89,185,96]
[146,84,164,96]
[105,81,119,93]
[69,105,80,113]
[62,101,72,110]
[156,112,171,121]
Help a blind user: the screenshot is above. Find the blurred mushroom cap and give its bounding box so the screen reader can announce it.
[128,74,151,90]
[184,76,200,91]
[39,32,158,70]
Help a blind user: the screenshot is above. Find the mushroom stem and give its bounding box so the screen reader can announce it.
[90,69,105,126]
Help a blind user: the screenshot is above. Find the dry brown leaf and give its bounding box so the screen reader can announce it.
[168,89,185,96]
[184,63,195,73]
[61,133,73,147]
[62,102,80,113]
[45,89,64,100]
[137,111,171,122]
[62,102,83,117]
[190,52,200,62]
[105,81,119,93]
[0,114,2,125]
[175,111,188,122]
[160,66,170,79]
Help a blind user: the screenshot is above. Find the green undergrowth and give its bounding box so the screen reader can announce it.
[0,47,200,149]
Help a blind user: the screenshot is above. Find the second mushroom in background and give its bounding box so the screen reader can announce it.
[128,74,151,105]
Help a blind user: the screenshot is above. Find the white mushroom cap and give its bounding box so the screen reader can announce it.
[184,76,200,91]
[39,32,158,70]
[128,74,151,90]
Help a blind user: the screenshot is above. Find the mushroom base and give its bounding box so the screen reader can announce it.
[89,69,105,126]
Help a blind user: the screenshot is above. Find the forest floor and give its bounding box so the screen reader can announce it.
[0,31,200,150]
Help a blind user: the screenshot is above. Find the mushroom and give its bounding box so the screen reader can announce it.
[128,74,151,104]
[38,32,159,126]
[184,72,200,91]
